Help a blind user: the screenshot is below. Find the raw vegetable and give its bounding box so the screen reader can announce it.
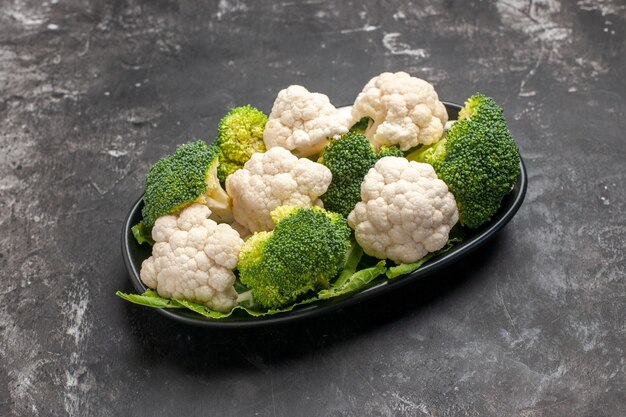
[226,146,332,233]
[348,156,459,264]
[214,105,268,184]
[119,73,520,321]
[407,93,520,228]
[237,205,351,309]
[130,221,154,245]
[351,71,448,151]
[116,236,463,318]
[263,85,350,157]
[319,132,403,218]
[117,257,385,318]
[140,203,243,312]
[141,140,232,230]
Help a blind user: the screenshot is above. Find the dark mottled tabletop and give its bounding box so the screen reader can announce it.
[1,1,624,416]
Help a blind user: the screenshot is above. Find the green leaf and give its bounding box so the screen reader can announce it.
[333,241,364,289]
[385,254,435,279]
[131,221,155,246]
[235,302,309,317]
[116,290,183,308]
[173,299,234,319]
[319,260,387,299]
[349,116,372,133]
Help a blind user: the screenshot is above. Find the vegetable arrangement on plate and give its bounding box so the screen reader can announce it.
[117,71,521,319]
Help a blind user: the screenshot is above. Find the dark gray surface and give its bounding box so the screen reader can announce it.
[1,0,624,416]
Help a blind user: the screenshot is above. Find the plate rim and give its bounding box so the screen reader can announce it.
[120,101,528,328]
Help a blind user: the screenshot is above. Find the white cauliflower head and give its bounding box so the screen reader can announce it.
[225,147,332,233]
[263,85,349,157]
[348,157,458,264]
[351,71,448,151]
[140,203,243,312]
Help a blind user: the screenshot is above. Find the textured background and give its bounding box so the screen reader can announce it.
[1,0,624,416]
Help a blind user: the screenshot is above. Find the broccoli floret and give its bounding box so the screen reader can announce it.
[318,132,403,218]
[215,105,267,183]
[407,93,520,228]
[378,145,404,158]
[141,140,232,230]
[237,206,351,309]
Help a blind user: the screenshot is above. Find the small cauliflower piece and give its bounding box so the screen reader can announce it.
[348,157,458,264]
[351,71,448,151]
[140,203,243,312]
[226,147,332,233]
[263,85,349,157]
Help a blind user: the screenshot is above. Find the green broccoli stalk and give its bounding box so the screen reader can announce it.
[237,206,351,309]
[349,116,372,134]
[130,221,154,245]
[407,93,520,228]
[141,140,232,231]
[215,105,267,184]
[318,132,403,218]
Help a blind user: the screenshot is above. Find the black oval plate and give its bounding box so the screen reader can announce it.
[121,102,527,328]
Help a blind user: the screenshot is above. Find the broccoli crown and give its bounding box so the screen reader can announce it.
[238,206,351,309]
[408,93,520,228]
[319,132,402,218]
[215,105,267,183]
[142,140,218,229]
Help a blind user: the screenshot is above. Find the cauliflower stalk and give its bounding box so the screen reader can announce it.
[263,85,349,157]
[226,146,332,233]
[351,71,448,151]
[348,156,458,264]
[140,203,243,312]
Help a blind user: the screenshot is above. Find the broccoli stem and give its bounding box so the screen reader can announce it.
[405,137,447,165]
[131,221,155,246]
[333,241,364,289]
[364,119,381,144]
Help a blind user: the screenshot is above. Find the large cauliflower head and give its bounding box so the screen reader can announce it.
[351,72,448,151]
[140,203,243,312]
[348,157,458,264]
[263,85,349,157]
[226,147,332,233]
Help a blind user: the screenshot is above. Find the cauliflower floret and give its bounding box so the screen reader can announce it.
[226,147,332,233]
[348,157,458,264]
[351,72,448,151]
[140,203,243,312]
[263,85,349,157]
